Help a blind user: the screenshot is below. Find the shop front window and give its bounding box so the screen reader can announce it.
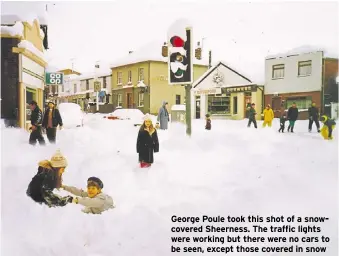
[208,95,230,114]
[286,97,312,110]
[26,88,36,122]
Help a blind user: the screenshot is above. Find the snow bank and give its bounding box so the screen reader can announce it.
[110,40,208,68]
[1,116,337,256]
[18,40,46,62]
[0,21,24,37]
[171,104,185,111]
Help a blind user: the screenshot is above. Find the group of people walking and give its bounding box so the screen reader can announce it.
[28,100,63,145]
[246,101,335,140]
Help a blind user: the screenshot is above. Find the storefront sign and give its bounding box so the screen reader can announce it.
[194,88,222,95]
[222,85,256,93]
[46,72,64,85]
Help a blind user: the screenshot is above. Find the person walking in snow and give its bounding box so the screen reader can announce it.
[308,102,320,133]
[205,114,211,130]
[28,100,46,146]
[157,101,170,130]
[247,103,257,128]
[42,101,63,144]
[137,114,159,168]
[278,114,287,133]
[287,102,299,133]
[262,104,274,127]
[62,177,115,214]
[26,150,72,207]
[319,115,336,140]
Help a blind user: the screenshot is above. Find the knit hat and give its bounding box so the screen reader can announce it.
[143,114,152,121]
[87,177,104,189]
[50,149,68,168]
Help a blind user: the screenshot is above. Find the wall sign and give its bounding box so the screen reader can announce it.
[46,72,64,85]
[222,85,256,93]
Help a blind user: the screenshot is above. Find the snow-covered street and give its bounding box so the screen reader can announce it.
[1,115,337,256]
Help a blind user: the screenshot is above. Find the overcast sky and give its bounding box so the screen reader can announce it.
[1,0,338,83]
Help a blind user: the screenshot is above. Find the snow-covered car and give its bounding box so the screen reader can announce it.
[105,108,156,126]
[58,103,84,128]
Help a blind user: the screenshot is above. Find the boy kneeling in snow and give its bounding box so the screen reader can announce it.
[62,177,115,214]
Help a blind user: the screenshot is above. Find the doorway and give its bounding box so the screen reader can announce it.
[195,98,201,119]
[272,97,282,118]
[244,96,251,118]
[127,93,132,108]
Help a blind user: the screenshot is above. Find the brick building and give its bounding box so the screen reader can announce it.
[264,47,338,119]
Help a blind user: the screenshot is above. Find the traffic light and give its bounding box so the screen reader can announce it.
[195,47,202,60]
[167,28,193,85]
[162,42,168,57]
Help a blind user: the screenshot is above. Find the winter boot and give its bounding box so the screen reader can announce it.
[287,126,290,132]
[291,127,294,133]
[317,129,320,133]
[140,162,146,168]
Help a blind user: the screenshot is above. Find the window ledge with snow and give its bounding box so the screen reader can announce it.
[298,74,311,78]
[272,77,284,80]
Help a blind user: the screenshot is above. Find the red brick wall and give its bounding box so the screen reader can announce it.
[265,91,321,119]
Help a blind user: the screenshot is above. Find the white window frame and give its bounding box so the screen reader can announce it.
[128,70,132,84]
[117,94,123,107]
[138,92,144,107]
[298,60,312,77]
[138,68,144,81]
[272,64,285,79]
[117,72,122,85]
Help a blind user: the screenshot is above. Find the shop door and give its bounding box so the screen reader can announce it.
[272,97,282,118]
[195,99,201,119]
[244,96,252,118]
[127,93,132,108]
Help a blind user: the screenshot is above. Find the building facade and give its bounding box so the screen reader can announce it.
[1,17,48,130]
[191,62,263,120]
[265,50,338,119]
[110,43,208,115]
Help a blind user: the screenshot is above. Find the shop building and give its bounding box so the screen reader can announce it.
[110,41,208,115]
[191,61,263,120]
[1,15,48,130]
[265,47,338,119]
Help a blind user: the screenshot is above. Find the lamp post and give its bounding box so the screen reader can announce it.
[94,61,100,112]
[201,37,212,69]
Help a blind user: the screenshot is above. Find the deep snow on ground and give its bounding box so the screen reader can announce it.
[1,115,338,256]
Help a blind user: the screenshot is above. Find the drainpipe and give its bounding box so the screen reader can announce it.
[255,85,264,113]
[321,55,325,115]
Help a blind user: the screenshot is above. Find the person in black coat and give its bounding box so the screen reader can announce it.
[136,115,159,168]
[278,114,287,133]
[29,101,46,145]
[308,102,320,132]
[42,101,63,143]
[205,114,211,130]
[287,102,299,133]
[26,150,72,207]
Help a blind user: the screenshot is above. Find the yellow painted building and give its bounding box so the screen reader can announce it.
[1,16,48,130]
[110,41,208,115]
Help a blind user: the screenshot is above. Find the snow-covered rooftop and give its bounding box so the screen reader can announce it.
[266,45,338,59]
[76,70,112,81]
[0,22,24,37]
[1,13,48,26]
[17,40,46,62]
[110,40,208,68]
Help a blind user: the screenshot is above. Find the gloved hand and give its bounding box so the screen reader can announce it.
[62,196,73,203]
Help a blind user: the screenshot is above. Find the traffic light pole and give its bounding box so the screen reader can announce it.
[185,84,192,136]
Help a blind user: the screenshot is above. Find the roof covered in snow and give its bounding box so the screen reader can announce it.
[110,40,208,68]
[266,45,338,59]
[192,61,252,88]
[1,13,48,26]
[0,21,24,37]
[18,40,46,62]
